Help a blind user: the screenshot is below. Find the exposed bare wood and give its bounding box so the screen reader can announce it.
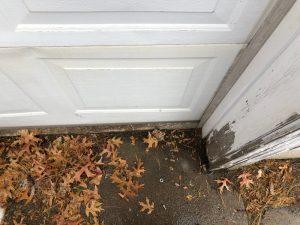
[199,0,296,127]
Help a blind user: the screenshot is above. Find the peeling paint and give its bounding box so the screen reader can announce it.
[276,112,300,128]
[204,5,300,170]
[207,113,300,170]
[206,122,235,163]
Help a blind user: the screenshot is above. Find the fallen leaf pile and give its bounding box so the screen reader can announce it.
[108,138,145,201]
[0,130,104,224]
[142,129,198,168]
[0,128,198,224]
[215,160,300,225]
[164,129,192,150]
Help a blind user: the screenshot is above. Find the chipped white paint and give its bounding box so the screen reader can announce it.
[0,0,270,46]
[204,1,300,158]
[220,128,300,169]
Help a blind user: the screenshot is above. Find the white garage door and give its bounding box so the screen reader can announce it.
[0,0,271,127]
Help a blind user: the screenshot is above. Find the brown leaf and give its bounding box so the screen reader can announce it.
[12,129,41,156]
[238,172,254,189]
[31,160,46,179]
[110,173,126,187]
[82,186,100,203]
[139,197,155,214]
[131,159,145,177]
[215,178,232,194]
[100,147,112,158]
[72,163,96,183]
[91,175,102,186]
[143,133,158,151]
[131,181,144,192]
[107,137,123,150]
[119,187,137,201]
[16,187,35,204]
[85,199,103,218]
[279,162,293,181]
[48,146,65,164]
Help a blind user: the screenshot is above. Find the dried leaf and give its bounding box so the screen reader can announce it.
[73,163,96,183]
[91,175,102,186]
[131,159,145,177]
[152,129,165,141]
[256,169,263,179]
[238,172,254,189]
[85,200,103,218]
[143,133,158,151]
[107,137,123,150]
[131,181,144,192]
[215,178,232,194]
[186,195,193,201]
[139,197,154,214]
[119,187,136,201]
[100,148,112,158]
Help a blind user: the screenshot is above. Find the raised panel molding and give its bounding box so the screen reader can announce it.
[42,58,209,112]
[0,0,271,46]
[0,45,242,126]
[37,45,242,123]
[23,0,219,13]
[0,70,47,118]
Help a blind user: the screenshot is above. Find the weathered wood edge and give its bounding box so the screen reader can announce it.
[199,0,296,128]
[210,115,300,170]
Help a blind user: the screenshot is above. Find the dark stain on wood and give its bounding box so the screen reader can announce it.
[207,113,300,170]
[206,122,235,163]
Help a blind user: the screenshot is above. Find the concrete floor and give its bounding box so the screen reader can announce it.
[3,129,299,224]
[263,205,300,225]
[100,132,248,225]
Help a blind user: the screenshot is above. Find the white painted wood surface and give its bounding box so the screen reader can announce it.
[0,45,241,127]
[0,0,270,46]
[0,0,271,127]
[203,1,300,153]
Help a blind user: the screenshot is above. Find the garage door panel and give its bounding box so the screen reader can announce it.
[0,0,270,46]
[0,70,47,118]
[31,45,241,124]
[23,0,219,12]
[43,57,210,110]
[66,69,191,108]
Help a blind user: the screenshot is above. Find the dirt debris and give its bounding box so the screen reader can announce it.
[0,129,199,224]
[215,160,300,225]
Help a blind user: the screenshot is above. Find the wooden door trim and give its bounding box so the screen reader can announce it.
[199,0,296,127]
